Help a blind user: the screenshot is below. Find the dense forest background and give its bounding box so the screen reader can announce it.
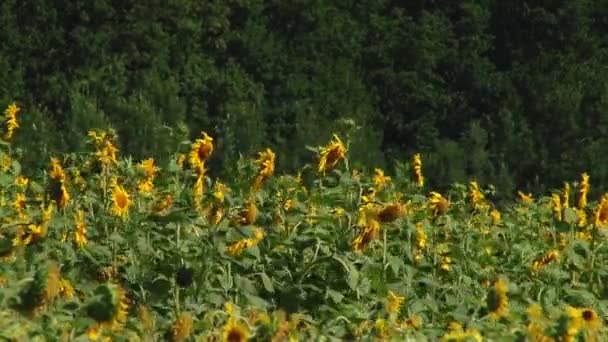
[1,0,608,198]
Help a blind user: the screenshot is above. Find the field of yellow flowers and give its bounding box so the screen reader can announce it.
[0,102,607,341]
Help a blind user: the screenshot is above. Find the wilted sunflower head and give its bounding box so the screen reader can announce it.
[318,134,346,174]
[376,203,407,223]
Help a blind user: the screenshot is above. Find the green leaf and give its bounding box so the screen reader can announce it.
[260,273,274,293]
[563,208,578,224]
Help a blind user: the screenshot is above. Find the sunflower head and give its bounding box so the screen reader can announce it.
[518,191,534,205]
[140,158,159,179]
[253,148,276,191]
[581,307,601,332]
[111,185,131,218]
[376,203,407,223]
[412,153,424,187]
[4,102,20,140]
[486,278,509,320]
[593,194,608,227]
[189,132,214,167]
[428,192,449,216]
[385,291,405,316]
[18,262,61,314]
[373,168,391,189]
[222,318,250,342]
[318,134,346,174]
[171,312,194,342]
[49,180,70,209]
[352,218,380,252]
[86,283,129,330]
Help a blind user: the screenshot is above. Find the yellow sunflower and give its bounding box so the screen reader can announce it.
[428,192,449,216]
[171,312,194,342]
[74,210,87,248]
[222,318,250,342]
[189,132,214,167]
[253,148,275,191]
[413,153,424,187]
[486,278,509,320]
[593,194,608,227]
[578,173,589,209]
[111,185,131,218]
[373,168,391,189]
[580,308,601,333]
[4,102,20,140]
[318,134,346,174]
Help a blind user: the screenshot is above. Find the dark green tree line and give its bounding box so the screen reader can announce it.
[1,0,608,196]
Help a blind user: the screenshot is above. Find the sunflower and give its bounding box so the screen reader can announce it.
[376,203,406,223]
[486,278,509,320]
[59,278,74,299]
[88,130,119,168]
[469,181,487,210]
[440,322,482,342]
[318,134,346,174]
[552,193,562,221]
[237,200,258,226]
[49,180,70,209]
[399,315,422,331]
[560,306,582,340]
[581,308,601,333]
[74,210,87,248]
[518,191,534,205]
[171,312,194,342]
[189,132,214,167]
[593,194,608,227]
[563,182,570,208]
[532,250,560,273]
[373,168,391,189]
[578,173,589,209]
[193,163,206,209]
[386,291,405,316]
[87,283,129,331]
[222,318,250,342]
[153,194,174,214]
[15,175,29,188]
[111,185,131,218]
[428,192,449,216]
[412,153,424,187]
[18,262,61,314]
[138,305,156,334]
[140,158,159,179]
[414,223,427,262]
[49,157,66,181]
[4,102,20,140]
[253,148,275,191]
[490,209,501,225]
[214,180,231,202]
[352,218,380,252]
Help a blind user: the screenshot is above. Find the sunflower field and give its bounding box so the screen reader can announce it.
[0,102,607,342]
